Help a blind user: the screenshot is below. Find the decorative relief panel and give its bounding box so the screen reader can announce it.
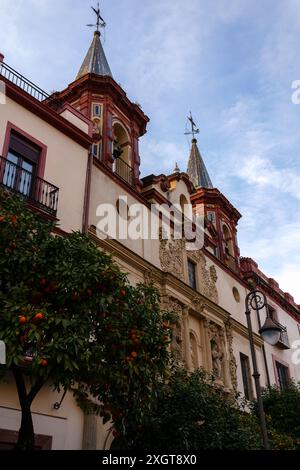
[161,296,186,365]
[189,251,219,303]
[159,230,185,281]
[225,319,238,391]
[204,319,226,383]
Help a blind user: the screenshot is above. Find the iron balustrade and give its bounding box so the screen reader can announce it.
[0,155,59,216]
[0,61,61,109]
[113,157,134,186]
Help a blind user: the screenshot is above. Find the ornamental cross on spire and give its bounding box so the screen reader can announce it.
[184,112,200,140]
[87,2,106,33]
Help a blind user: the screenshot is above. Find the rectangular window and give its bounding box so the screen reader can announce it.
[275,361,289,390]
[92,103,102,117]
[3,132,40,197]
[240,353,253,400]
[188,260,197,290]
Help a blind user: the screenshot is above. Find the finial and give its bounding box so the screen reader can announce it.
[87,2,106,35]
[174,162,180,173]
[184,111,200,141]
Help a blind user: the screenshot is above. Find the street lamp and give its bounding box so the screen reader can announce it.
[245,289,281,450]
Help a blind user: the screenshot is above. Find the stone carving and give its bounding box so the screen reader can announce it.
[172,320,184,363]
[225,319,238,391]
[164,297,184,363]
[188,251,218,303]
[192,295,205,314]
[159,230,185,281]
[204,320,225,382]
[143,268,156,285]
[211,339,223,380]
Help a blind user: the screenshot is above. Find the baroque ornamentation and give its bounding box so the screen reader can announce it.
[164,297,185,364]
[192,295,205,314]
[188,251,219,303]
[143,268,156,285]
[225,319,238,391]
[159,229,185,281]
[204,319,225,382]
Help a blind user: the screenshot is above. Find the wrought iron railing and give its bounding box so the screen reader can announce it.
[0,61,61,109]
[113,157,134,186]
[0,156,59,216]
[273,319,290,349]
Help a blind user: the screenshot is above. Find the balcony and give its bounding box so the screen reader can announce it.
[113,158,134,186]
[0,156,59,217]
[0,60,61,109]
[273,320,290,349]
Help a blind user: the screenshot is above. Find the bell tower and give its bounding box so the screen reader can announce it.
[185,115,241,273]
[53,3,149,191]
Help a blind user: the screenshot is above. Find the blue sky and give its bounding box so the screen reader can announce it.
[1,0,300,302]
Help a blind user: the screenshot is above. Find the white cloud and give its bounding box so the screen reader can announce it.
[275,263,300,304]
[235,154,300,199]
[140,138,188,175]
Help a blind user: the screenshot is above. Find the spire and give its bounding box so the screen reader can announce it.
[187,138,213,189]
[76,3,112,80]
[185,113,213,189]
[174,162,180,173]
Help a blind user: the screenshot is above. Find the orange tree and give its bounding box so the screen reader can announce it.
[0,189,173,450]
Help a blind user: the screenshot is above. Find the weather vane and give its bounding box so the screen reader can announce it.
[87,2,106,33]
[184,112,200,140]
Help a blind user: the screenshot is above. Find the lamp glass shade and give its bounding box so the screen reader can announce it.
[260,328,281,345]
[259,317,281,345]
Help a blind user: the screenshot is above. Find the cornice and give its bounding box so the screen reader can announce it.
[190,188,242,223]
[53,75,149,136]
[231,317,263,347]
[89,228,236,323]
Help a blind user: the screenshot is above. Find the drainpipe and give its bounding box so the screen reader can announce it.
[82,146,93,234]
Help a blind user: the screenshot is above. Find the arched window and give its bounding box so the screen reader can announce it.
[112,122,131,165]
[180,194,188,213]
[112,122,132,185]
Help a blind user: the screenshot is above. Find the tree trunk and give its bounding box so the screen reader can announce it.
[12,365,46,450]
[14,403,35,450]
